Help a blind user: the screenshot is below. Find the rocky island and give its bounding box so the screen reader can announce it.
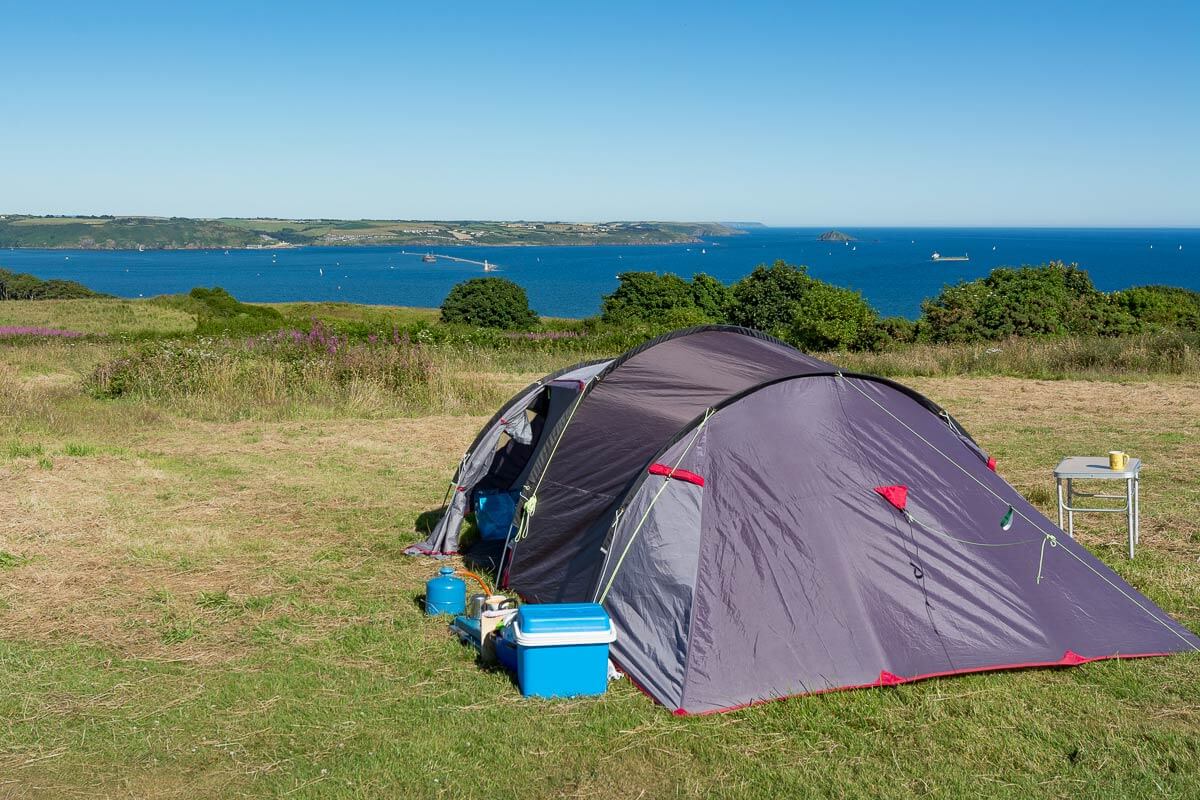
[817,230,857,242]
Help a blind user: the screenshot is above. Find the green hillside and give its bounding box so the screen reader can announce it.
[0,215,739,250]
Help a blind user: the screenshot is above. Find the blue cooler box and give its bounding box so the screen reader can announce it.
[512,603,616,698]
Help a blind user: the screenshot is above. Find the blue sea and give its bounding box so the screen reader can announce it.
[3,227,1198,319]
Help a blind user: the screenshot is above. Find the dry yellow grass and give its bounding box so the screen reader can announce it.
[0,415,485,665]
[2,369,1196,668]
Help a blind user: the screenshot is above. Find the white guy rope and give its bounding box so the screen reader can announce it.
[596,408,714,604]
[839,374,1199,653]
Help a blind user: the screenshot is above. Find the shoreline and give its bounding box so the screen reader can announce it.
[2,237,722,252]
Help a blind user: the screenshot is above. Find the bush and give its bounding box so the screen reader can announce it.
[601,272,700,324]
[187,287,283,335]
[878,316,917,345]
[441,277,538,330]
[0,268,105,300]
[919,262,1138,343]
[690,273,732,321]
[725,261,814,338]
[789,282,882,352]
[1113,285,1200,332]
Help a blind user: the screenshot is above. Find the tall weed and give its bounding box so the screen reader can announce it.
[86,322,514,419]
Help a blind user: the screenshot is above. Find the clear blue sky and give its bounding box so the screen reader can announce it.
[2,1,1197,226]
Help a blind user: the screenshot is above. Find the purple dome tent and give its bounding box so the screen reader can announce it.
[431,327,1200,714]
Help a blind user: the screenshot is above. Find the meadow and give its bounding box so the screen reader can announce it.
[1,298,1198,798]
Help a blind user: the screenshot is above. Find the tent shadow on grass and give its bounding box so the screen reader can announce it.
[414,507,446,537]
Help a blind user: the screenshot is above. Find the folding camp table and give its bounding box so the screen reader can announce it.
[1053,456,1141,559]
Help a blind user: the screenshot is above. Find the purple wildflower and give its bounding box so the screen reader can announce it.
[0,326,85,339]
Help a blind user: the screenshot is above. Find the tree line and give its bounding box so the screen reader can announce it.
[441,262,1200,351]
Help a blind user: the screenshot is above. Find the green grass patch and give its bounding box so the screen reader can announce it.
[6,441,43,458]
[0,551,30,569]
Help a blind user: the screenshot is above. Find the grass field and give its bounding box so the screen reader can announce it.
[1,305,1198,798]
[0,299,196,336]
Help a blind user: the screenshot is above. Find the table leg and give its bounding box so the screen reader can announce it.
[1127,476,1135,559]
[1134,477,1140,546]
[1057,478,1065,531]
[1067,478,1074,538]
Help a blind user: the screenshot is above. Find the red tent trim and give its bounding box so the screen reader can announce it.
[670,650,1173,716]
[648,463,705,487]
[874,484,908,511]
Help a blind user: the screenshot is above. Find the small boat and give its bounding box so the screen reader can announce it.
[701,248,706,254]
[992,245,997,251]
[422,253,437,263]
[931,252,969,262]
[483,260,497,272]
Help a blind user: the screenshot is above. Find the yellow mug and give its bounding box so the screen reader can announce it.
[1108,451,1127,470]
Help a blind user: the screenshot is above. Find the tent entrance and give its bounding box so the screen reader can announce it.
[463,380,584,567]
[472,381,581,501]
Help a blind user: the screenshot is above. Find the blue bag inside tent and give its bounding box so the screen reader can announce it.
[474,490,519,541]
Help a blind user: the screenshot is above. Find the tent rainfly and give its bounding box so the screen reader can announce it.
[414,326,1200,714]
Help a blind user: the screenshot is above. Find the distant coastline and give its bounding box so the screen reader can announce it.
[0,215,743,251]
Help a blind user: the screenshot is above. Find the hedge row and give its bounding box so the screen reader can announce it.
[595,260,1200,351]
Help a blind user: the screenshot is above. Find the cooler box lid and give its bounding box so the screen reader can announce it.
[512,603,616,646]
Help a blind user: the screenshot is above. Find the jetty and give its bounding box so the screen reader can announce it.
[400,251,501,271]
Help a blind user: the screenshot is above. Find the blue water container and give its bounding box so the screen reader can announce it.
[512,603,616,698]
[425,567,465,616]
